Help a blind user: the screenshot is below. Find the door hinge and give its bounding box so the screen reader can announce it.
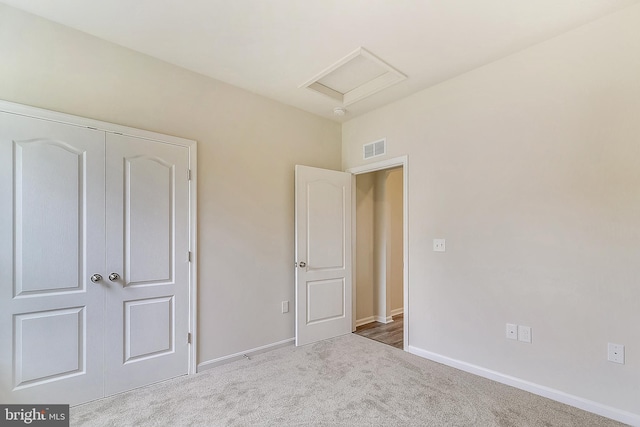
[187,333,192,344]
[187,169,192,181]
[188,251,192,262]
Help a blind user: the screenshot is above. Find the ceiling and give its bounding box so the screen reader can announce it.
[3,0,639,122]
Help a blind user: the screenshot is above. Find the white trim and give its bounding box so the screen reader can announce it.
[351,174,357,333]
[356,316,376,327]
[390,308,404,317]
[0,99,199,377]
[347,155,409,351]
[375,315,394,324]
[407,345,640,426]
[347,156,407,175]
[188,144,198,375]
[0,100,193,146]
[197,338,295,372]
[356,311,402,327]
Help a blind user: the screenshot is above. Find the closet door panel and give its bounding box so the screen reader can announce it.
[0,112,105,404]
[125,155,173,284]
[104,133,190,396]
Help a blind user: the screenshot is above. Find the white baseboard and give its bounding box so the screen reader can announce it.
[375,315,394,324]
[197,338,294,372]
[356,316,376,327]
[358,314,397,326]
[407,345,640,427]
[390,308,404,317]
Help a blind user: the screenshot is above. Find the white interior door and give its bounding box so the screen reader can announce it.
[104,133,190,395]
[0,108,192,405]
[295,165,352,346]
[0,112,105,404]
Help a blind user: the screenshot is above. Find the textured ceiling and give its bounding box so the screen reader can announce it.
[3,0,639,121]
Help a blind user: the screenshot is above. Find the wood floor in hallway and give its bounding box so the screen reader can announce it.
[353,314,403,349]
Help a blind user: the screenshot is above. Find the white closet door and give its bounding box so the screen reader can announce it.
[103,133,190,395]
[0,112,105,404]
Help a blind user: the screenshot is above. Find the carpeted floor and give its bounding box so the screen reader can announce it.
[71,334,625,426]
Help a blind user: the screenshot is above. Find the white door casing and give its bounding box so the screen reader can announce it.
[347,156,409,350]
[0,113,106,404]
[0,101,196,405]
[295,165,352,346]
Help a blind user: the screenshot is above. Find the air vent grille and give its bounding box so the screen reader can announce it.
[363,139,386,159]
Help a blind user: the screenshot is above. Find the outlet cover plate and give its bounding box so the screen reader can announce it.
[608,343,625,364]
[433,239,446,252]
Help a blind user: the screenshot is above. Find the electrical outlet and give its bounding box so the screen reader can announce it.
[608,343,624,364]
[518,325,532,343]
[433,239,446,252]
[281,301,289,313]
[506,323,518,340]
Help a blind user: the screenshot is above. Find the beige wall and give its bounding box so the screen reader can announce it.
[344,4,640,416]
[0,4,341,364]
[386,168,403,314]
[355,173,375,321]
[355,168,403,323]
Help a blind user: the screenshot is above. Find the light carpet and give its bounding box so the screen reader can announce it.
[72,334,625,426]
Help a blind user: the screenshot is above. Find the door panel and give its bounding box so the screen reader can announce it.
[295,165,352,346]
[306,279,345,324]
[0,112,105,404]
[15,308,84,385]
[124,297,174,362]
[15,141,85,294]
[125,156,173,285]
[104,133,189,396]
[306,180,346,270]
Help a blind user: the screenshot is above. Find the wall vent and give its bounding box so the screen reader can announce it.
[363,139,386,159]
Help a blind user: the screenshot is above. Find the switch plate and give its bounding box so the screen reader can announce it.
[282,301,289,313]
[608,343,625,364]
[506,323,518,340]
[518,325,532,343]
[433,239,446,252]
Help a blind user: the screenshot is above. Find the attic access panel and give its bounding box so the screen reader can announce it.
[301,47,406,107]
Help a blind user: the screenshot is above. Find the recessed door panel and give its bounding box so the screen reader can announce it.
[124,297,174,362]
[14,308,84,387]
[307,181,345,271]
[125,156,173,286]
[14,140,85,295]
[306,279,345,324]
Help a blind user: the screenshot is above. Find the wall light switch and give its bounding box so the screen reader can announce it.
[282,301,289,313]
[433,239,446,252]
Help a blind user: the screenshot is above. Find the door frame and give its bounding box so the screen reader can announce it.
[0,99,199,375]
[347,155,409,350]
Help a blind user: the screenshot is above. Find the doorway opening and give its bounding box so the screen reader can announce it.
[348,158,407,350]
